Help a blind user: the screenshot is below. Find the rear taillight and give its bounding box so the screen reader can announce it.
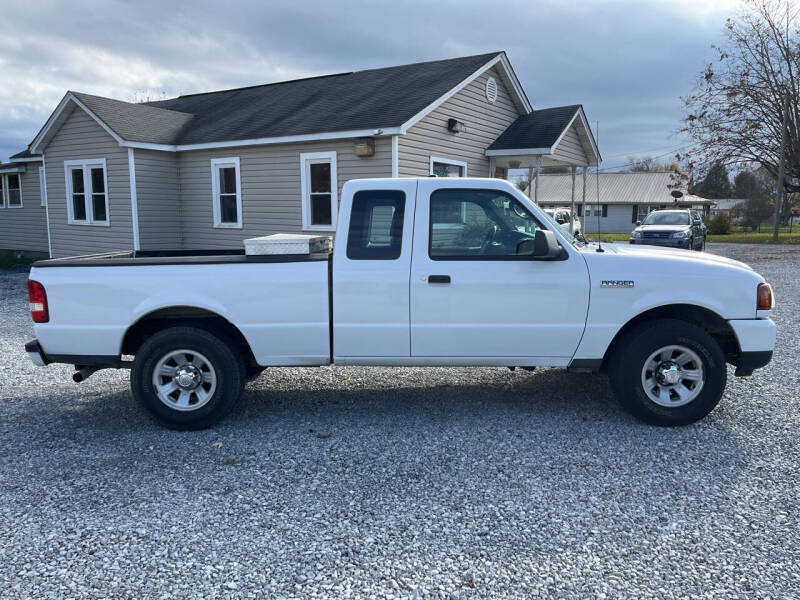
[28,280,49,323]
[757,282,774,311]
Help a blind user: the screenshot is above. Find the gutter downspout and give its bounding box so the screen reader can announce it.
[127,148,140,252]
[42,154,52,258]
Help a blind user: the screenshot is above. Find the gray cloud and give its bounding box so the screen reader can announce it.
[0,0,732,166]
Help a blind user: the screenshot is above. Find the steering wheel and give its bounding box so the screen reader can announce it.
[511,202,529,219]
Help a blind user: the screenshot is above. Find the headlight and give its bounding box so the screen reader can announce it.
[672,230,689,238]
[631,230,642,238]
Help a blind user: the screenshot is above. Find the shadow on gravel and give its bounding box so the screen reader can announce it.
[8,366,742,450]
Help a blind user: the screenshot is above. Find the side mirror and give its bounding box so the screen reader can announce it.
[693,220,702,226]
[635,220,642,226]
[517,230,563,260]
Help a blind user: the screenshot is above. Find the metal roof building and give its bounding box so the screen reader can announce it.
[534,172,713,233]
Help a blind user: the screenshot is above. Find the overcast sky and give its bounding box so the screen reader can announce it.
[0,0,741,167]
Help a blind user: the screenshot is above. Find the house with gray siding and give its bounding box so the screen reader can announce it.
[8,51,600,258]
[0,150,49,256]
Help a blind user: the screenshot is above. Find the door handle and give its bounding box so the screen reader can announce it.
[428,275,451,284]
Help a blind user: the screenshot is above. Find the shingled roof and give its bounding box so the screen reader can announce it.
[30,52,521,153]
[9,149,42,161]
[71,92,195,144]
[144,52,505,145]
[488,105,581,151]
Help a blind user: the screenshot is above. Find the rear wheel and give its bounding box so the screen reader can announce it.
[608,319,727,425]
[131,326,245,430]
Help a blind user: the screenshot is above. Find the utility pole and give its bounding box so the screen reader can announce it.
[773,93,789,241]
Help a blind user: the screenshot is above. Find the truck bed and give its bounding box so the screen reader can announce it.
[29,249,333,366]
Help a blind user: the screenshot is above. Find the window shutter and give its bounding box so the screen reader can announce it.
[577,204,583,217]
[602,204,608,217]
[632,205,637,223]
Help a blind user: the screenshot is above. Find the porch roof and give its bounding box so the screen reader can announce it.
[0,162,27,174]
[486,105,600,168]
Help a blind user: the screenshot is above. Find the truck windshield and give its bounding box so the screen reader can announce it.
[643,212,690,226]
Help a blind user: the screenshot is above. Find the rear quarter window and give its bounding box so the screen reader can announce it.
[346,190,405,260]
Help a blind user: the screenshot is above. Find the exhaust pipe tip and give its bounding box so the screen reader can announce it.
[73,366,99,383]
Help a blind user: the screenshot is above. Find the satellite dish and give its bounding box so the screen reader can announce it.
[671,190,684,201]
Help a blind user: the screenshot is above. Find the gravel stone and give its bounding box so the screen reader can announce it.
[0,243,798,598]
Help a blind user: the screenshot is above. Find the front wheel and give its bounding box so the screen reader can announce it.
[131,326,246,430]
[608,319,727,425]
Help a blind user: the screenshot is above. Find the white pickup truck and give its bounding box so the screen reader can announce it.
[25,178,775,430]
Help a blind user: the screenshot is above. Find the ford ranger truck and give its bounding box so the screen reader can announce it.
[25,178,776,430]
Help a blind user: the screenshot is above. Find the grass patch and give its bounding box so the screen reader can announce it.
[585,232,800,244]
[0,256,38,270]
[707,232,800,244]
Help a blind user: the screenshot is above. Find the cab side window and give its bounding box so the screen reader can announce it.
[429,189,545,259]
[346,190,405,260]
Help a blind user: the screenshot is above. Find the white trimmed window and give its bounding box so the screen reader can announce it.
[211,157,242,228]
[64,159,109,225]
[430,156,468,178]
[301,151,338,231]
[39,166,47,206]
[5,174,22,207]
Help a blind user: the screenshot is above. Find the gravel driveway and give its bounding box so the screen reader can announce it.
[0,243,798,599]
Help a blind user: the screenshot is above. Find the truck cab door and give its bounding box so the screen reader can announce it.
[409,179,590,365]
[332,179,417,361]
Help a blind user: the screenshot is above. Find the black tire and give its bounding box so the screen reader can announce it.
[131,326,246,430]
[608,318,727,426]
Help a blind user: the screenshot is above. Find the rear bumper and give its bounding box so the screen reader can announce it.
[25,339,49,366]
[25,338,121,368]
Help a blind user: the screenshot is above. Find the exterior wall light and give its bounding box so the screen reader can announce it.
[353,137,375,157]
[447,118,464,133]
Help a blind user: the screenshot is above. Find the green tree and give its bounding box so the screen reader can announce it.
[733,170,763,199]
[698,163,733,198]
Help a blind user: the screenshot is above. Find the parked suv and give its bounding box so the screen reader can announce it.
[630,209,706,250]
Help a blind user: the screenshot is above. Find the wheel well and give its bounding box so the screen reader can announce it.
[121,306,257,366]
[602,304,740,370]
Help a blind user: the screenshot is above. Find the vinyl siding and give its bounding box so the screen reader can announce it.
[0,163,49,254]
[133,149,181,249]
[43,107,133,258]
[398,66,522,177]
[551,123,589,166]
[177,137,392,249]
[581,204,634,234]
